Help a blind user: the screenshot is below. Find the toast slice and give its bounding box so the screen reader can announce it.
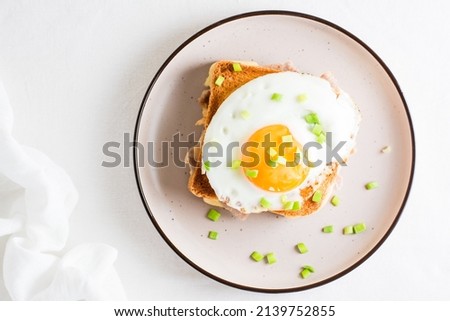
[187,61,340,218]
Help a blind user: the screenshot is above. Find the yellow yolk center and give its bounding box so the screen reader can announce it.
[241,124,309,192]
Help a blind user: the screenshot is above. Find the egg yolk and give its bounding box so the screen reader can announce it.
[241,124,309,192]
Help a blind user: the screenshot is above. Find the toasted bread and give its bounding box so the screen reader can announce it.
[187,61,340,218]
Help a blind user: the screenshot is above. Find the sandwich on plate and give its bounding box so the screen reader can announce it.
[187,61,361,219]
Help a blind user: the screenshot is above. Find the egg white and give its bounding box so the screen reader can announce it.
[203,71,360,214]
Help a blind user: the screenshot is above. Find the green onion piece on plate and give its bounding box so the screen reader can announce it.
[353,222,367,234]
[271,93,283,101]
[303,265,315,273]
[300,268,312,279]
[260,197,271,209]
[312,190,322,203]
[215,75,225,86]
[292,201,301,210]
[208,231,218,240]
[231,159,241,169]
[250,251,264,262]
[232,63,242,72]
[203,160,211,171]
[304,113,320,124]
[297,243,308,254]
[267,159,278,168]
[317,132,326,144]
[207,208,221,222]
[343,225,354,235]
[312,124,323,136]
[365,181,379,190]
[266,252,277,264]
[330,195,340,206]
[283,201,294,210]
[245,169,259,178]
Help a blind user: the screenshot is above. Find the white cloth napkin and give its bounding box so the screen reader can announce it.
[0,81,126,300]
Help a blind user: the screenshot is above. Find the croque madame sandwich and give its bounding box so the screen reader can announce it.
[187,61,361,219]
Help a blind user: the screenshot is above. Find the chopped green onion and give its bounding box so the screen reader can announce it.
[353,222,367,234]
[317,132,326,144]
[271,93,283,101]
[303,265,315,272]
[280,195,288,204]
[245,169,259,178]
[208,231,218,240]
[266,252,277,264]
[260,197,271,209]
[250,251,264,262]
[231,159,241,169]
[365,181,379,190]
[306,116,326,143]
[292,201,301,210]
[207,208,221,222]
[330,195,340,206]
[300,268,312,279]
[269,147,278,158]
[312,190,322,203]
[296,243,308,254]
[203,160,211,171]
[297,93,308,103]
[312,124,323,136]
[267,159,278,168]
[343,225,354,235]
[240,110,250,120]
[214,75,225,86]
[232,63,242,72]
[276,155,287,166]
[281,135,293,143]
[304,113,320,124]
[322,225,334,233]
[283,201,294,210]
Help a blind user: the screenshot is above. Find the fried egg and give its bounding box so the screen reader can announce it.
[202,71,360,214]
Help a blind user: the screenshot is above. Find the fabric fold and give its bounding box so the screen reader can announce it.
[0,80,126,300]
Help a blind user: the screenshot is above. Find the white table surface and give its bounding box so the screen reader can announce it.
[0,0,449,300]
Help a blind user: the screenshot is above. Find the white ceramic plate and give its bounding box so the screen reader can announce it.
[134,11,415,292]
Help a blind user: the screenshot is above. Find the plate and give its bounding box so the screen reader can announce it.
[134,11,415,292]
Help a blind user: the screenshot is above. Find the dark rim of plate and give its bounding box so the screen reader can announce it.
[133,10,416,293]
